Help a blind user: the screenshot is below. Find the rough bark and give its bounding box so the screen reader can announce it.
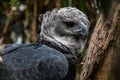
[31,0,38,43]
[80,3,120,80]
[2,9,13,43]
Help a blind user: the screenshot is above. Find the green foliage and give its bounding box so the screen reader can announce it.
[79,0,86,13]
[68,0,72,6]
[9,0,20,7]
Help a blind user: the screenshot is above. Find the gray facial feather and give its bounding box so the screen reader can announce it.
[39,7,90,57]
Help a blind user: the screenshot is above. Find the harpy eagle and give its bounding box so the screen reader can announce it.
[0,7,90,80]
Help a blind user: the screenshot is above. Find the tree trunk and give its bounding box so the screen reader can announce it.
[31,0,38,43]
[80,3,120,80]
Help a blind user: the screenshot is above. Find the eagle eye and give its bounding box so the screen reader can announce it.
[63,21,75,28]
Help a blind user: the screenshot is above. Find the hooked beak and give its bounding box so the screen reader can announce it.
[72,22,88,39]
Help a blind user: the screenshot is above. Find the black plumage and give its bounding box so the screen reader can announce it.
[0,41,69,80]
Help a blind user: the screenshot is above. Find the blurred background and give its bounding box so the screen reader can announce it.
[0,0,102,44]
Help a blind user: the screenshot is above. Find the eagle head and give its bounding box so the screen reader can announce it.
[38,7,90,57]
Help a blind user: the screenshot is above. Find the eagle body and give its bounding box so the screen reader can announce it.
[0,41,69,80]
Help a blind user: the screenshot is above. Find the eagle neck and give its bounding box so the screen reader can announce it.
[40,37,77,60]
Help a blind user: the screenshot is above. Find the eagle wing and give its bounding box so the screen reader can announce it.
[0,44,68,80]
